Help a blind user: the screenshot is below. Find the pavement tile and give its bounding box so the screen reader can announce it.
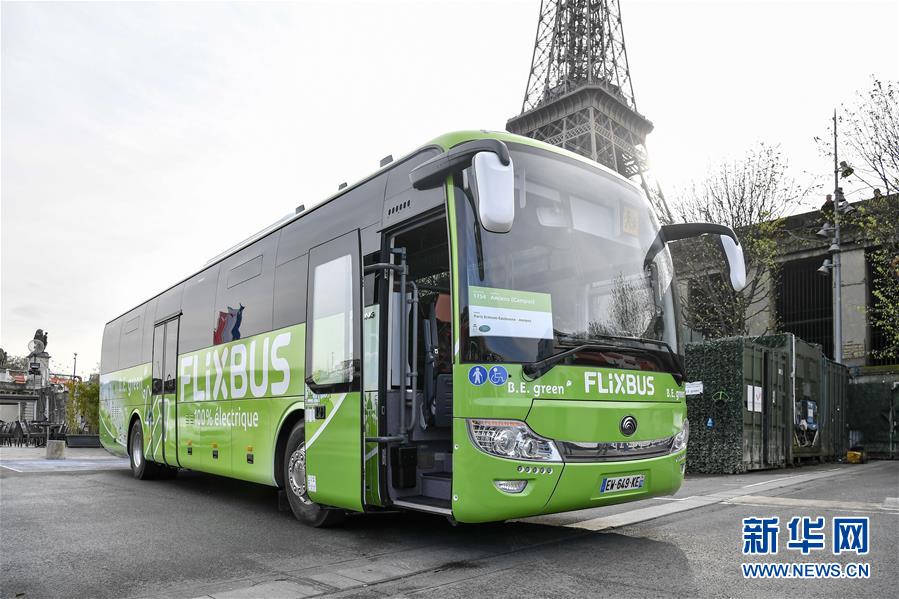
[337,562,416,583]
[0,458,129,472]
[305,572,366,590]
[208,579,322,599]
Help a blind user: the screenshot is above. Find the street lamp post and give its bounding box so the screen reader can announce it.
[818,110,854,363]
[71,352,78,425]
[832,110,843,365]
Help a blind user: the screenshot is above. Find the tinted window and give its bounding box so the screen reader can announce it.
[310,254,354,386]
[124,316,140,334]
[273,254,308,329]
[152,324,164,395]
[155,285,184,324]
[276,176,385,266]
[140,298,157,364]
[100,321,121,374]
[163,319,179,394]
[227,255,262,288]
[214,235,276,343]
[118,307,144,369]
[362,253,380,392]
[455,145,678,368]
[180,267,220,352]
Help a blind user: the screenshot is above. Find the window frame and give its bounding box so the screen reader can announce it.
[304,230,362,394]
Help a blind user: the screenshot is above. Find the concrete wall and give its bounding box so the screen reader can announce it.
[746,270,773,336]
[839,248,869,368]
[743,247,872,368]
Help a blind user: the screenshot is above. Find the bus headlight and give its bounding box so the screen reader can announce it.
[671,419,689,453]
[467,419,561,462]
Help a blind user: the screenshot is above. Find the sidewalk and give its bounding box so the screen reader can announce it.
[520,461,897,527]
[0,445,116,460]
[0,444,129,472]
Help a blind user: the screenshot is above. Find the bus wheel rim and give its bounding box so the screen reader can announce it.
[132,430,142,468]
[288,444,311,505]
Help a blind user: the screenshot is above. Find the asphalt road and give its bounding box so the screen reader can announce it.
[1,449,896,599]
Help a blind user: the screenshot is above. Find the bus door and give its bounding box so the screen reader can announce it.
[149,317,180,467]
[303,230,364,512]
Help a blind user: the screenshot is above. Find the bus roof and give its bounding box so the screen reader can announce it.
[106,130,640,325]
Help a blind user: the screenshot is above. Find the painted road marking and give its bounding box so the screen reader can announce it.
[0,458,129,473]
[566,465,878,532]
[726,494,899,513]
[567,496,720,531]
[742,474,805,487]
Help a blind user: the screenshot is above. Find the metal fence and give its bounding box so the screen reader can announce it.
[776,256,834,359]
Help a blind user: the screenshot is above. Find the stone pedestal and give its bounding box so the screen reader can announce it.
[46,440,65,460]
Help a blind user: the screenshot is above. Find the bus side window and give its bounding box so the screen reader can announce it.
[214,235,277,344]
[309,254,355,387]
[362,254,380,393]
[162,319,178,394]
[152,323,164,395]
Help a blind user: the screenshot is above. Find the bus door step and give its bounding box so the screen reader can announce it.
[420,471,452,501]
[393,495,452,516]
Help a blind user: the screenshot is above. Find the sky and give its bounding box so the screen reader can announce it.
[2,0,897,377]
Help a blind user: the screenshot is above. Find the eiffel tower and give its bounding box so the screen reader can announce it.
[507,0,668,216]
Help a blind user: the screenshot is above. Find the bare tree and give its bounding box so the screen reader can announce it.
[671,144,805,338]
[859,199,899,361]
[836,78,899,361]
[841,78,899,195]
[0,350,29,371]
[587,274,655,338]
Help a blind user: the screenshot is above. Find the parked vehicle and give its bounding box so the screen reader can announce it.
[100,131,745,525]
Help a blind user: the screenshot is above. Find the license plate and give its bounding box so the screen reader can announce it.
[600,474,645,494]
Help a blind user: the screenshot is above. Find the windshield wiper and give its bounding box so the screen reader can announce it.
[530,333,685,383]
[461,184,486,280]
[522,343,622,379]
[558,332,672,352]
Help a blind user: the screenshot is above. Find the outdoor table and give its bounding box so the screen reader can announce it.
[32,422,62,447]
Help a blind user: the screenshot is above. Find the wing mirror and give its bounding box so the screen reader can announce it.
[409,138,515,233]
[645,222,748,292]
[471,151,514,233]
[718,234,746,290]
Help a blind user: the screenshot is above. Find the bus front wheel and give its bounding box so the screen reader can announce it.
[283,422,345,528]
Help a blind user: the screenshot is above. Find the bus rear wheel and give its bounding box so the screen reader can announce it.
[283,422,345,528]
[129,419,162,480]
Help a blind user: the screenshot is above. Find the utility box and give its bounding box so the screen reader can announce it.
[685,338,788,473]
[848,380,898,458]
[685,333,848,474]
[757,334,848,464]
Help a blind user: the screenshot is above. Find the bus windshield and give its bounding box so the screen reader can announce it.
[455,144,678,369]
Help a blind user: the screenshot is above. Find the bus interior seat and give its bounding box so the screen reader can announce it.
[422,292,453,428]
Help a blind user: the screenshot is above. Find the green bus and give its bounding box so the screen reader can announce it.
[99,130,745,526]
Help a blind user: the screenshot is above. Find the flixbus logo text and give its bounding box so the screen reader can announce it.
[584,371,655,397]
[178,324,305,402]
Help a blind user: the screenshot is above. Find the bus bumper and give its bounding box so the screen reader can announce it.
[540,450,685,516]
[451,418,686,523]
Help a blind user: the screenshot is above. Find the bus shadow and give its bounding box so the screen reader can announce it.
[98,469,699,597]
[336,512,701,597]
